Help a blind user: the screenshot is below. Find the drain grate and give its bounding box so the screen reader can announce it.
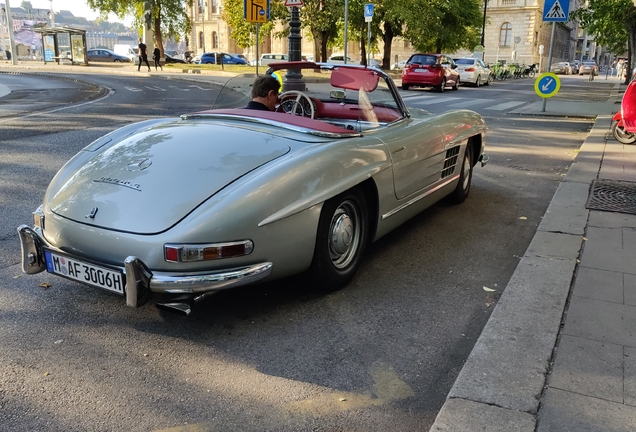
[586,179,636,215]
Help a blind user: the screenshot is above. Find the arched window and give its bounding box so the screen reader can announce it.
[499,22,512,47]
[199,31,204,49]
[212,31,218,48]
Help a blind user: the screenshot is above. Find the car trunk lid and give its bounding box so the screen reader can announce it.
[49,121,291,234]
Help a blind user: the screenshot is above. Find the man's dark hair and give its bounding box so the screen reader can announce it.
[252,75,280,98]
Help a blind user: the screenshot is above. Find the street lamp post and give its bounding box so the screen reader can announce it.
[284,6,304,91]
[201,1,206,54]
[480,0,488,47]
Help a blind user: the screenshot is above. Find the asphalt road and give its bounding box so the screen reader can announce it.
[0,70,609,431]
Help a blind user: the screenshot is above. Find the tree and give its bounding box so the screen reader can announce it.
[572,0,636,84]
[20,1,32,14]
[86,0,193,56]
[222,0,288,51]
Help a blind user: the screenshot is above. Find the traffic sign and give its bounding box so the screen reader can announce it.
[543,0,569,22]
[364,3,374,22]
[534,72,561,98]
[283,0,303,7]
[244,0,269,23]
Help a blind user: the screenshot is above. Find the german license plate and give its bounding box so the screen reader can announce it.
[44,250,124,294]
[414,68,425,73]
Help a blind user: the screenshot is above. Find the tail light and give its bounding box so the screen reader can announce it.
[464,67,475,72]
[164,240,254,262]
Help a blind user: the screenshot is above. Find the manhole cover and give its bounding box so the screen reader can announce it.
[586,179,636,214]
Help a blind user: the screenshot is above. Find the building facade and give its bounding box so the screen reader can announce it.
[187,0,596,70]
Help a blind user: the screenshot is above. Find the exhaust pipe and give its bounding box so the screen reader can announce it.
[155,292,216,316]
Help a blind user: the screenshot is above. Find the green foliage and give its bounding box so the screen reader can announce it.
[571,0,635,55]
[222,0,288,49]
[86,0,192,45]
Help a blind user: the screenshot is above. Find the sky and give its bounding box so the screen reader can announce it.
[28,0,133,26]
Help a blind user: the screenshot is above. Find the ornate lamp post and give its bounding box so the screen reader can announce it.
[480,0,488,47]
[283,6,305,91]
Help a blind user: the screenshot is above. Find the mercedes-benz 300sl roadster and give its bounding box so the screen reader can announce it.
[18,62,488,315]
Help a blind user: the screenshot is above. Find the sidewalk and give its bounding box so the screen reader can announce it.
[431,84,636,431]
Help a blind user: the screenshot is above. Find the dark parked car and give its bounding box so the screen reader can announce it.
[197,52,248,65]
[164,54,186,64]
[87,49,131,63]
[401,53,460,92]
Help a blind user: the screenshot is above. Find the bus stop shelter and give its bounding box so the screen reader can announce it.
[33,27,88,66]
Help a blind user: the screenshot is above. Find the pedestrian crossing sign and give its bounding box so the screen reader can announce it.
[543,0,569,22]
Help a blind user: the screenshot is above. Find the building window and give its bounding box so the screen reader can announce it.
[499,22,512,47]
[212,31,218,48]
[211,0,218,14]
[199,31,204,49]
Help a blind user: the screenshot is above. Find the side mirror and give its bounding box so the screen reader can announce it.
[330,90,346,100]
[451,64,457,69]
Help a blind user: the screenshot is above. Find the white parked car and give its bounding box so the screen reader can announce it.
[453,58,491,86]
[391,60,408,70]
[328,54,359,65]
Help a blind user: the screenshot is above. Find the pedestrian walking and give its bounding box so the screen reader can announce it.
[137,38,151,72]
[611,59,617,77]
[153,47,162,71]
[617,59,624,80]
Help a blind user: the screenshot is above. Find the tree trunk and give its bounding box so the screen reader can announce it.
[154,4,163,57]
[360,23,366,66]
[382,22,395,70]
[320,30,329,62]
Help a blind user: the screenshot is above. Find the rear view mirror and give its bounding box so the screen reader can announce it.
[330,90,346,100]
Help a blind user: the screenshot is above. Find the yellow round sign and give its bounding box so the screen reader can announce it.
[534,72,561,98]
[272,71,283,92]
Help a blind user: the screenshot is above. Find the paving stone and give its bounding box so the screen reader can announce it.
[624,274,636,307]
[588,211,636,229]
[525,231,583,260]
[537,388,636,432]
[430,398,535,432]
[537,181,590,235]
[549,335,623,402]
[579,227,636,275]
[573,266,624,304]
[563,296,636,348]
[624,346,636,407]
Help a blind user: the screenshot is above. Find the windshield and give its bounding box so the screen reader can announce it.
[211,63,407,130]
[454,59,475,65]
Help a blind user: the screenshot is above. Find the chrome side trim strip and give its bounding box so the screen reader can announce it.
[381,174,460,220]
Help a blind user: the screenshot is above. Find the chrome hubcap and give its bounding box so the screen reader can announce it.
[328,200,360,269]
[462,154,471,190]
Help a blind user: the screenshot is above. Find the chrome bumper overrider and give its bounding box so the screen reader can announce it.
[17,224,273,309]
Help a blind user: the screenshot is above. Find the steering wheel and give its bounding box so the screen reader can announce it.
[276,90,315,119]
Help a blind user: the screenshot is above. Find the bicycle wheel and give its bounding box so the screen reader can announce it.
[528,70,535,78]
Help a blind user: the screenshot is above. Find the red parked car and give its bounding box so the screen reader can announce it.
[401,53,461,92]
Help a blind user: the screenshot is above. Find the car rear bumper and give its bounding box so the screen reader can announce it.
[402,73,443,86]
[18,224,273,309]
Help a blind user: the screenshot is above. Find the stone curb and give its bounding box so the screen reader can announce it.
[429,113,614,431]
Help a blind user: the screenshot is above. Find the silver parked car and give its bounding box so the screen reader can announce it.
[87,49,132,63]
[453,58,491,86]
[18,63,488,315]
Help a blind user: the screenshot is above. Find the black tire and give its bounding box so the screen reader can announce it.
[447,145,473,204]
[114,59,120,63]
[452,78,460,90]
[487,73,493,84]
[611,120,636,144]
[475,75,480,87]
[402,84,410,91]
[309,188,369,291]
[528,70,535,78]
[437,78,446,92]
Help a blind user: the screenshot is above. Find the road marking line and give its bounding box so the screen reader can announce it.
[447,99,493,108]
[410,96,460,105]
[0,83,11,98]
[485,101,526,111]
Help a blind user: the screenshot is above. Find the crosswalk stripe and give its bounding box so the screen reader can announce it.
[447,99,493,108]
[485,101,526,111]
[410,96,460,105]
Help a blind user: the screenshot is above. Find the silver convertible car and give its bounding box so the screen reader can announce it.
[18,62,488,315]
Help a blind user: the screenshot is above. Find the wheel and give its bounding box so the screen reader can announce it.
[114,59,120,63]
[437,78,446,92]
[402,84,410,91]
[309,188,369,291]
[528,70,535,78]
[276,90,315,119]
[447,144,473,204]
[452,78,459,90]
[487,73,493,84]
[475,75,480,87]
[612,120,636,144]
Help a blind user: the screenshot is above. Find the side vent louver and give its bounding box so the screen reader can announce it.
[441,146,460,178]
